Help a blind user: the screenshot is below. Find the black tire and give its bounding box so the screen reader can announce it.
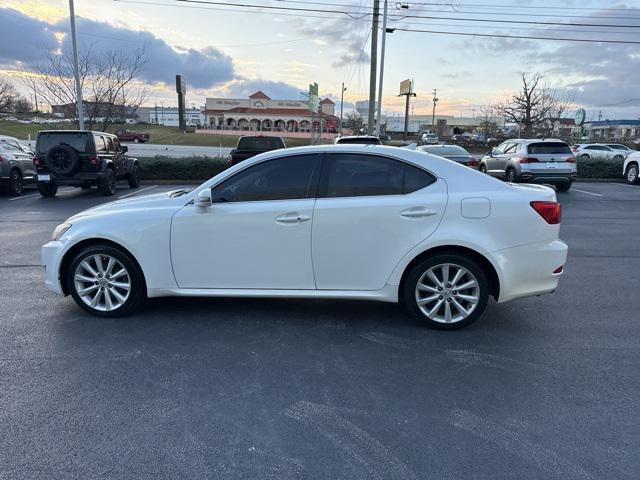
[45,145,80,176]
[9,169,23,195]
[127,164,141,188]
[614,154,624,162]
[133,137,140,143]
[479,164,487,174]
[37,181,58,197]
[505,168,517,183]
[98,169,116,196]
[579,153,590,161]
[402,253,490,330]
[556,181,572,192]
[67,244,146,317]
[626,163,640,185]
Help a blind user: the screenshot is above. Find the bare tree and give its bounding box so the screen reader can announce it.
[0,77,33,113]
[476,104,499,138]
[344,111,364,134]
[29,43,148,130]
[497,72,571,137]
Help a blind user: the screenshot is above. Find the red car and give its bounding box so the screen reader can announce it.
[116,129,149,143]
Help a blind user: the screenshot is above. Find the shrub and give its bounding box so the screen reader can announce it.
[137,156,228,180]
[576,155,624,179]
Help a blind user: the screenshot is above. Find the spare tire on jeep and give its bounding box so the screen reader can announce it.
[45,145,80,176]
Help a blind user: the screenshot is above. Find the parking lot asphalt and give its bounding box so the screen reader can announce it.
[1,182,639,479]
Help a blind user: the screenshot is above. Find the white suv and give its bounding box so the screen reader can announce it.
[624,152,640,185]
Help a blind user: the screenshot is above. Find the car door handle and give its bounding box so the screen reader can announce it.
[400,207,438,218]
[276,213,311,224]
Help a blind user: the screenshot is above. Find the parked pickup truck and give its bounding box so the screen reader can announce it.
[230,136,286,166]
[116,129,150,143]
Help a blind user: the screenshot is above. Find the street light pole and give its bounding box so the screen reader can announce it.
[68,0,84,130]
[367,0,380,134]
[431,88,438,133]
[339,83,346,133]
[375,0,389,138]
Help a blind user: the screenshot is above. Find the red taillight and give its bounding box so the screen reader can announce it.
[32,156,40,166]
[553,265,564,274]
[565,156,576,163]
[89,156,98,165]
[467,158,479,167]
[530,201,561,224]
[515,157,539,164]
[0,155,6,163]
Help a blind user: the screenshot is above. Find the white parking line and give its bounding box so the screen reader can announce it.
[572,188,604,197]
[118,185,157,199]
[617,183,638,188]
[7,187,76,201]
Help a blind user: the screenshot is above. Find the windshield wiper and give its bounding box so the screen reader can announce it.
[170,188,193,197]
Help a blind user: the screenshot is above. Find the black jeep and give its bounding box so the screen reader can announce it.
[33,130,141,197]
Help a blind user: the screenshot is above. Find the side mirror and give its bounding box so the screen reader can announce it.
[121,145,128,153]
[194,189,212,210]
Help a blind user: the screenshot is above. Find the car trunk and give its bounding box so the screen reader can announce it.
[526,142,574,173]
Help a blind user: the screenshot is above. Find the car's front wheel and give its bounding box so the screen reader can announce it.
[403,254,489,329]
[626,163,639,185]
[67,245,146,317]
[127,164,141,188]
[479,164,487,174]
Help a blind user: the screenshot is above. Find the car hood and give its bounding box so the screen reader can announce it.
[67,190,188,221]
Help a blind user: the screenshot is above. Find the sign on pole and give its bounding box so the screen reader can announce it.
[176,74,187,132]
[308,82,319,113]
[399,79,413,96]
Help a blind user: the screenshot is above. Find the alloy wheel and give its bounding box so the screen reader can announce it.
[74,254,131,312]
[627,165,638,184]
[414,263,480,324]
[11,171,23,195]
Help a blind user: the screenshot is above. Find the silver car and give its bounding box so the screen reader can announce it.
[479,139,577,192]
[0,135,36,195]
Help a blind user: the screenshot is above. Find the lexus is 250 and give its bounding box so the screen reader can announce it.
[42,145,568,329]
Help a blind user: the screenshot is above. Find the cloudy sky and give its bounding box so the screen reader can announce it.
[1,0,639,120]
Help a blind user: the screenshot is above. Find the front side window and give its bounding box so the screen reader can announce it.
[504,143,519,154]
[493,143,508,155]
[211,154,320,203]
[318,153,436,198]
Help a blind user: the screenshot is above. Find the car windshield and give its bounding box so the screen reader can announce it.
[237,137,284,151]
[423,146,468,156]
[37,132,89,153]
[337,137,381,145]
[527,142,571,154]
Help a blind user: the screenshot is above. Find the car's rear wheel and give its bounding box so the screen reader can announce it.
[67,245,146,317]
[37,181,58,197]
[626,163,639,185]
[614,154,624,162]
[403,254,489,330]
[506,168,517,183]
[556,181,572,192]
[127,164,141,188]
[98,169,116,196]
[9,169,23,195]
[579,153,590,161]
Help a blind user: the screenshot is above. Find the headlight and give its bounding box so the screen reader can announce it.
[51,223,72,241]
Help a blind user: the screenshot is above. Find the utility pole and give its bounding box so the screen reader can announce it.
[367,0,380,135]
[339,83,346,133]
[398,81,416,141]
[375,0,389,138]
[431,88,438,134]
[68,0,84,130]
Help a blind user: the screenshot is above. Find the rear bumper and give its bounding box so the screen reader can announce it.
[36,171,107,185]
[41,240,66,295]
[519,171,576,184]
[489,239,568,303]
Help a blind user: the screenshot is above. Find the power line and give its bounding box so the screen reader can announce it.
[395,26,640,44]
[405,1,640,13]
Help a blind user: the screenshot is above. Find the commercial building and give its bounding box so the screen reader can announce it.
[201,91,338,132]
[385,114,504,137]
[582,120,640,140]
[51,101,136,121]
[148,107,204,127]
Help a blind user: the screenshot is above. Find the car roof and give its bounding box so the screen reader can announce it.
[419,144,464,148]
[38,130,116,137]
[505,138,566,144]
[336,135,380,140]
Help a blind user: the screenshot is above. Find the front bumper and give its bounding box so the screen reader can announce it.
[489,239,568,303]
[41,240,66,295]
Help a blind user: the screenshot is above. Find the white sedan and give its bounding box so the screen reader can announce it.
[42,145,568,329]
[571,144,628,161]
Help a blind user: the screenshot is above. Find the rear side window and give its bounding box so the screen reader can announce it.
[319,153,436,198]
[211,154,320,202]
[527,142,571,154]
[37,132,90,153]
[237,137,285,151]
[105,137,115,153]
[94,135,107,153]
